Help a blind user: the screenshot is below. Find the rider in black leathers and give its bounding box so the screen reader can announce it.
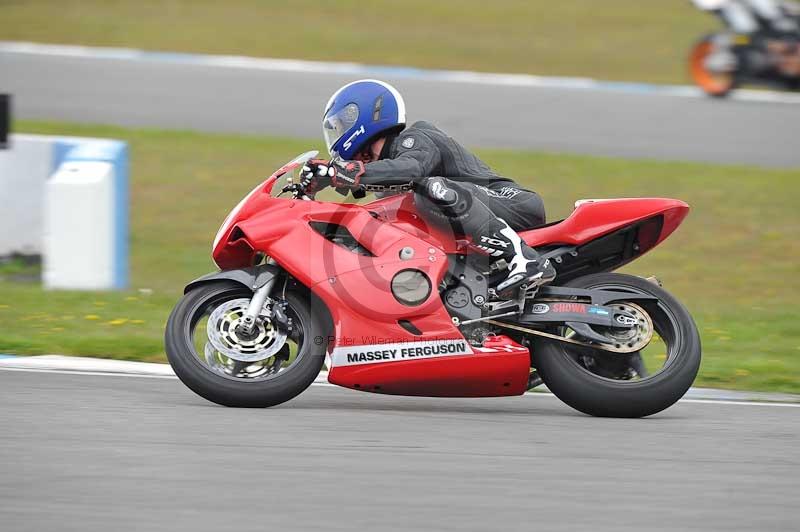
[301,82,555,295]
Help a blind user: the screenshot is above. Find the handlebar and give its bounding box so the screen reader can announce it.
[280,182,312,200]
[280,172,414,201]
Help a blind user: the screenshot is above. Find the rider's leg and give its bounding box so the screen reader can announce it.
[413,177,555,294]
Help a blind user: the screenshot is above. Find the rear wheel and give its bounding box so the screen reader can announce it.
[533,273,701,418]
[165,281,326,407]
[690,37,737,97]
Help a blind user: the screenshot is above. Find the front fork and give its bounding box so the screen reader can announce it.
[239,259,278,334]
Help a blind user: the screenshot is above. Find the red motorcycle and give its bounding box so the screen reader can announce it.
[165,152,701,417]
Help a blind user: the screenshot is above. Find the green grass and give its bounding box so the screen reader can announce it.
[0,0,718,85]
[1,120,798,393]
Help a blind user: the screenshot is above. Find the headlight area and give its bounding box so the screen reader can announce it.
[212,224,257,270]
[212,180,268,251]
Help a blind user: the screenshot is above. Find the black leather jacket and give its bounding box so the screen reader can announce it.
[362,121,514,187]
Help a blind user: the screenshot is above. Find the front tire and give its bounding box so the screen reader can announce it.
[165,281,327,407]
[533,273,701,418]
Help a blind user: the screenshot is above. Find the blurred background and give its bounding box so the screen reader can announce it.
[0,0,798,394]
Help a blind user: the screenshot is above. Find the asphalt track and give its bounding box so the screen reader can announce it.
[2,43,800,167]
[1,370,798,532]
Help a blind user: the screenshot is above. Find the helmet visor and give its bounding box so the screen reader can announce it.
[323,103,359,155]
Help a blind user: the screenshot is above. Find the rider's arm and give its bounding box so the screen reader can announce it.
[360,132,442,186]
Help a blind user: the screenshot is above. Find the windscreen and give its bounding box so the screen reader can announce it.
[323,103,359,154]
[268,150,319,198]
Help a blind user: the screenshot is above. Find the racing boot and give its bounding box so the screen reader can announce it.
[474,218,556,295]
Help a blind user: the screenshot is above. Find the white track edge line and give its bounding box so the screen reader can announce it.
[677,398,800,408]
[0,366,178,379]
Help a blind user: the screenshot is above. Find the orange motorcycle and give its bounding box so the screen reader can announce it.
[690,32,800,96]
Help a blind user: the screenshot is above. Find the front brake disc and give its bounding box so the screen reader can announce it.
[206,298,287,362]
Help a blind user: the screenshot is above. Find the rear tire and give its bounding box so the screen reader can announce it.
[533,273,701,418]
[165,281,327,407]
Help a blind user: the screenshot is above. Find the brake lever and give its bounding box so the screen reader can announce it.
[281,183,303,196]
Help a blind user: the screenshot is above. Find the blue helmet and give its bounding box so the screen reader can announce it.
[322,79,406,159]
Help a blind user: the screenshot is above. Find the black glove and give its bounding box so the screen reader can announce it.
[300,159,366,197]
[327,159,365,189]
[299,159,334,196]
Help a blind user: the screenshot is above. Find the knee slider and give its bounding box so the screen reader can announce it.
[423,177,470,216]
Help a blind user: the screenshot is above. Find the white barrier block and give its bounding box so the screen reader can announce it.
[1,133,128,289]
[43,161,114,290]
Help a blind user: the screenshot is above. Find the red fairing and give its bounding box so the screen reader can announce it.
[211,165,297,268]
[327,336,531,397]
[521,198,689,248]
[212,190,533,397]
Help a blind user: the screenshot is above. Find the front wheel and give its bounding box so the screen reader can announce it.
[533,273,701,418]
[165,281,327,407]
